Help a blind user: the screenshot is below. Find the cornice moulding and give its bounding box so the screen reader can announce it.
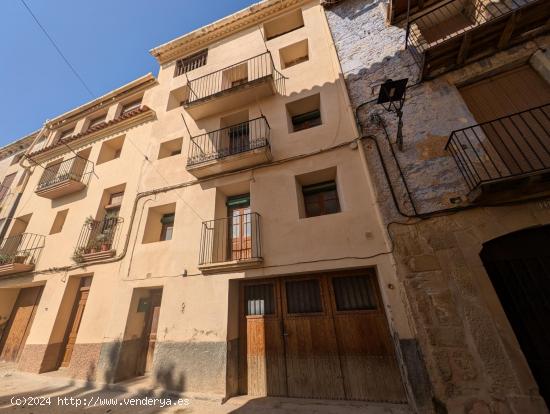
[150,0,311,65]
[28,107,156,163]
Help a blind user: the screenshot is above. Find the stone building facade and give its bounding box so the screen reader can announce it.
[324,0,550,412]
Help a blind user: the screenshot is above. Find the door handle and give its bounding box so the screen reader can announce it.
[282,332,289,337]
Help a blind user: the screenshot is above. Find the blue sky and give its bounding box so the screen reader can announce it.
[0,0,257,145]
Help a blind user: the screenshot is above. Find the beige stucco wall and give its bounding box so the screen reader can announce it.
[0,0,414,402]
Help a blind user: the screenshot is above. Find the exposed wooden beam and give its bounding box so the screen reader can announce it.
[498,11,518,50]
[457,32,472,65]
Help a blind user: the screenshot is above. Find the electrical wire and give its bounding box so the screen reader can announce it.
[19,0,95,98]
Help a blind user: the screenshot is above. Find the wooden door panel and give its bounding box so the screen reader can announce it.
[0,286,43,362]
[283,316,345,399]
[138,290,162,375]
[282,277,345,400]
[61,289,89,367]
[246,317,286,396]
[333,315,405,402]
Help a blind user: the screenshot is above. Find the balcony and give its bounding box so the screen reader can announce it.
[184,52,286,119]
[406,0,549,79]
[35,156,94,199]
[199,212,262,274]
[446,103,550,203]
[73,216,124,263]
[0,233,45,277]
[186,117,272,178]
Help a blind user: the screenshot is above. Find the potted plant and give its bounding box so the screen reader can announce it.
[84,215,96,227]
[13,252,29,264]
[71,247,86,263]
[0,253,12,265]
[96,233,111,252]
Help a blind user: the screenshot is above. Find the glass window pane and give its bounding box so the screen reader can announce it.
[286,279,323,313]
[332,275,378,311]
[245,284,275,315]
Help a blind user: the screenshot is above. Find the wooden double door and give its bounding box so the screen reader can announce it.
[239,271,406,402]
[0,286,43,362]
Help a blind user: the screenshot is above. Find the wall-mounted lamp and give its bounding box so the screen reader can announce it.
[376,78,408,151]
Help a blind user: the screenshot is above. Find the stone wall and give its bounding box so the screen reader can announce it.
[324,0,550,412]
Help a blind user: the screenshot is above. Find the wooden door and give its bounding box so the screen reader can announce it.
[228,195,251,261]
[239,281,287,396]
[138,290,162,375]
[59,278,91,368]
[0,286,43,362]
[459,66,550,176]
[239,272,405,402]
[281,277,346,400]
[480,225,550,407]
[327,272,406,402]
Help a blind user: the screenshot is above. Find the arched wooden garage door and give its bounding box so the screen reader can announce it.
[239,269,406,402]
[480,225,550,407]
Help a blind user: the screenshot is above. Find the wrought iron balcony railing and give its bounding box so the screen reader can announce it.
[185,52,285,105]
[187,117,271,167]
[0,233,45,267]
[73,216,124,262]
[445,103,550,192]
[406,0,544,77]
[199,212,262,266]
[36,156,94,192]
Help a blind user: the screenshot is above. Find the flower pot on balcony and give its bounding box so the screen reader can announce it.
[13,255,28,264]
[100,243,111,252]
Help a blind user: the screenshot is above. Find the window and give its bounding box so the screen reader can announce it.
[222,63,248,90]
[50,209,69,234]
[245,284,275,315]
[264,9,304,40]
[286,279,323,314]
[97,136,125,165]
[167,86,190,111]
[303,181,340,217]
[58,128,75,141]
[286,94,322,132]
[174,49,208,77]
[292,110,321,132]
[10,153,24,166]
[88,114,107,129]
[160,213,175,241]
[142,203,176,244]
[0,173,16,202]
[120,99,142,116]
[332,275,378,311]
[106,192,124,209]
[280,39,309,69]
[158,138,183,160]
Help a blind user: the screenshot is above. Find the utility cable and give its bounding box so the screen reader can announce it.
[19,0,95,98]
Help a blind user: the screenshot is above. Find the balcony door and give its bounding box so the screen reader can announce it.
[229,122,250,156]
[227,194,251,261]
[459,66,550,176]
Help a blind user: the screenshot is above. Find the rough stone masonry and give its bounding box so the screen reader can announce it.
[324,0,550,413]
